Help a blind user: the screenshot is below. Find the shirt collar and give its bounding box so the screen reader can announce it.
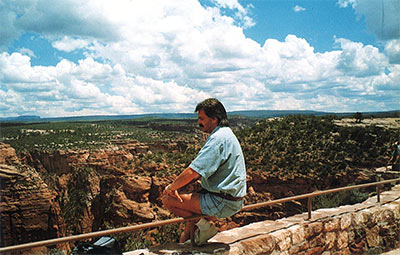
[209,126,221,136]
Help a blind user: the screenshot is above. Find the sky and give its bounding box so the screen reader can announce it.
[0,0,399,118]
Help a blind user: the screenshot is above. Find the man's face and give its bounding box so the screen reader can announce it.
[197,109,218,134]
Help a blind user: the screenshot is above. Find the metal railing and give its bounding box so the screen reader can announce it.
[1,177,399,254]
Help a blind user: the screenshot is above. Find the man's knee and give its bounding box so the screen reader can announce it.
[162,195,175,211]
[162,195,169,208]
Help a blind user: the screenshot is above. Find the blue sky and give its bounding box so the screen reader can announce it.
[0,0,399,118]
[242,0,377,52]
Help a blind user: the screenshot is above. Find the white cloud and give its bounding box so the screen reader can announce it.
[293,5,306,12]
[337,0,357,8]
[0,52,55,84]
[261,35,339,84]
[384,39,400,64]
[212,0,244,10]
[0,1,21,51]
[0,52,213,116]
[52,37,91,52]
[273,95,304,110]
[18,48,36,58]
[210,0,255,28]
[339,0,400,41]
[0,0,398,117]
[68,80,102,100]
[111,75,210,113]
[335,38,388,77]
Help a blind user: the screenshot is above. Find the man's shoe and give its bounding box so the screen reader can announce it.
[193,218,218,245]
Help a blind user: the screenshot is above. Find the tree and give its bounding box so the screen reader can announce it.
[354,112,363,123]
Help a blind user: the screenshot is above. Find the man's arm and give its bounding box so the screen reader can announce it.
[164,167,200,202]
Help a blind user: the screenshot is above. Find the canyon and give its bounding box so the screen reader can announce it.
[1,116,398,253]
[0,139,377,254]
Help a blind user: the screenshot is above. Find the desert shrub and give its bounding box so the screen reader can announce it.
[63,166,94,234]
[313,188,370,210]
[0,120,193,152]
[110,224,181,252]
[237,115,397,180]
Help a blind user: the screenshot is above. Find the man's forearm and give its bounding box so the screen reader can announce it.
[169,167,200,191]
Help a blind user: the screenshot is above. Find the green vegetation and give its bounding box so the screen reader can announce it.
[0,119,197,153]
[111,224,181,251]
[313,188,370,210]
[63,166,96,234]
[237,115,397,183]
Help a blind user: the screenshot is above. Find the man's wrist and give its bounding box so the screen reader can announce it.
[167,184,176,192]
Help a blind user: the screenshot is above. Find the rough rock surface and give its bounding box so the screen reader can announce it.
[0,163,68,253]
[0,141,179,251]
[0,143,20,165]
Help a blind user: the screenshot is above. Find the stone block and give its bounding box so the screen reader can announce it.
[376,208,395,223]
[340,214,352,230]
[288,244,303,255]
[353,210,369,226]
[348,239,366,254]
[274,251,289,255]
[337,231,349,250]
[386,203,400,219]
[289,240,309,254]
[324,232,337,250]
[305,246,324,255]
[288,225,305,245]
[240,234,276,254]
[304,222,323,239]
[324,218,340,232]
[272,229,292,251]
[332,247,351,255]
[366,225,380,247]
[309,233,324,248]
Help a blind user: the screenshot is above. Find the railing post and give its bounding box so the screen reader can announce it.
[376,174,382,202]
[307,197,312,220]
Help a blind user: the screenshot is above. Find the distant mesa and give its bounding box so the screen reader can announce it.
[16,115,41,120]
[0,110,399,123]
[1,115,41,122]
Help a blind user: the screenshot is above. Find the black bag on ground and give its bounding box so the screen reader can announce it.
[71,236,122,254]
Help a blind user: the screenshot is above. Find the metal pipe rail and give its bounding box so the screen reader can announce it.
[1,177,399,254]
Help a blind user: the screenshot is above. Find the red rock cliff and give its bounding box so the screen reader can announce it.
[0,144,68,253]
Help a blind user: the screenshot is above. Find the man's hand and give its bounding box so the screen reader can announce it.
[164,184,183,203]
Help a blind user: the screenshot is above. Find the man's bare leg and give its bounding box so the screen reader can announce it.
[162,193,202,243]
[179,220,196,243]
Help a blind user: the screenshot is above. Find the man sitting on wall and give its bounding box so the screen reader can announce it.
[161,98,247,245]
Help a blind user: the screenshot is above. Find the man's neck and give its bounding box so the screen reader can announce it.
[208,125,220,135]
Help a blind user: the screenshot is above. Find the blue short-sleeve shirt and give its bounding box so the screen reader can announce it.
[189,126,247,197]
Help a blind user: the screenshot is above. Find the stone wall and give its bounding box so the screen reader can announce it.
[128,184,400,255]
[223,191,400,255]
